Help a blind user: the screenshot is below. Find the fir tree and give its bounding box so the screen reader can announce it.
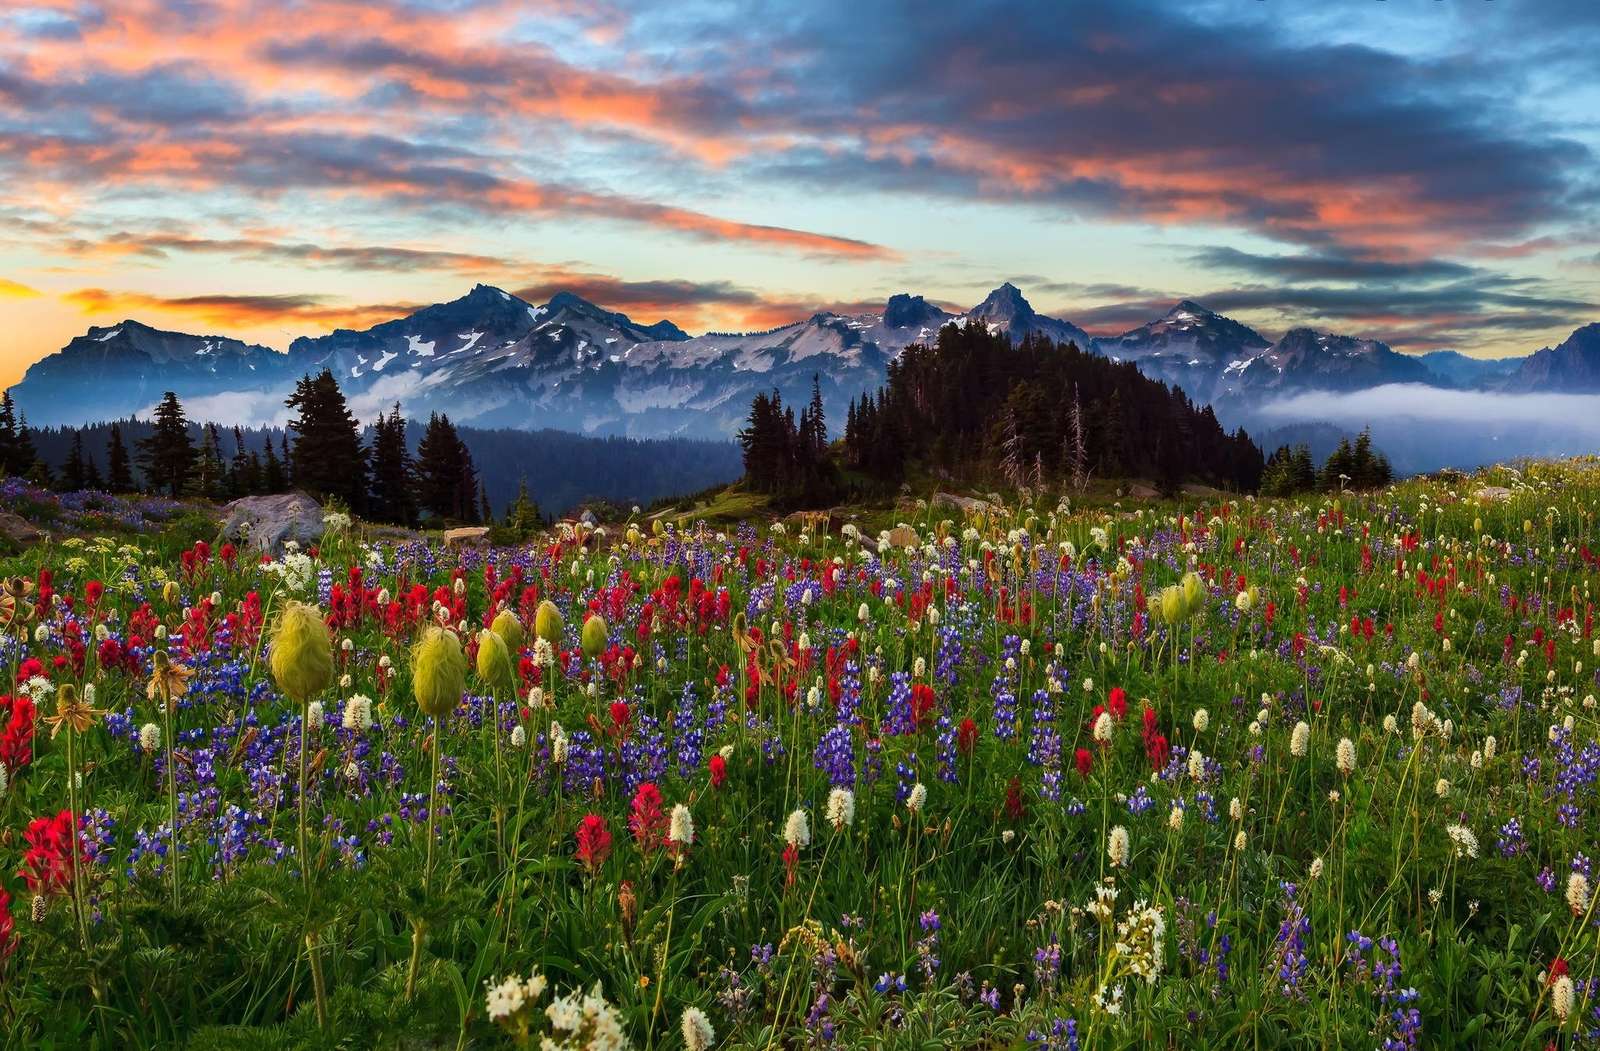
[0,392,19,476]
[195,423,227,499]
[285,370,369,511]
[229,427,257,496]
[137,392,196,497]
[263,438,287,493]
[503,477,544,539]
[107,422,135,491]
[415,413,478,522]
[367,406,416,526]
[61,430,89,491]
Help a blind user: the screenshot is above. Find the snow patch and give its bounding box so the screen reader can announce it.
[407,335,435,357]
[372,349,398,372]
[456,330,483,353]
[96,328,121,341]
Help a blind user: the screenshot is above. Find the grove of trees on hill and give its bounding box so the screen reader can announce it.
[846,322,1264,492]
[20,372,742,524]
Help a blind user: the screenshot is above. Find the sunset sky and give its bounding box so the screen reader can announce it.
[2,0,1597,387]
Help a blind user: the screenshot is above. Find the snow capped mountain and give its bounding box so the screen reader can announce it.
[1499,323,1600,393]
[1214,328,1435,401]
[10,280,1581,440]
[959,282,1095,350]
[1100,300,1272,400]
[10,319,282,425]
[287,284,549,383]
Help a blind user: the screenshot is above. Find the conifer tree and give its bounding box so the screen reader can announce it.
[61,430,89,491]
[195,423,227,499]
[285,370,369,512]
[84,447,104,490]
[0,392,19,476]
[503,477,544,539]
[229,426,257,496]
[415,413,478,522]
[367,405,416,526]
[263,438,286,493]
[137,392,196,496]
[107,422,135,491]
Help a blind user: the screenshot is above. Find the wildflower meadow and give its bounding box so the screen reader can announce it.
[2,459,1599,1049]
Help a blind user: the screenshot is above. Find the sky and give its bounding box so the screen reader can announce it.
[2,0,1598,388]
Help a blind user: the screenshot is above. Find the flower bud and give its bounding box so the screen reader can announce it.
[534,600,564,645]
[476,628,516,693]
[411,625,467,719]
[581,614,608,659]
[269,601,333,705]
[491,609,525,653]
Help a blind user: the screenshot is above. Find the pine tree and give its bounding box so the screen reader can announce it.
[367,406,416,526]
[61,430,89,491]
[14,414,39,481]
[229,427,257,497]
[285,370,369,511]
[195,423,226,499]
[137,392,197,497]
[503,477,544,539]
[0,393,19,476]
[415,413,477,522]
[84,448,104,490]
[263,438,286,493]
[106,422,135,491]
[478,480,493,525]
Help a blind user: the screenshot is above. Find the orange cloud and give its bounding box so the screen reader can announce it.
[0,278,40,297]
[62,287,419,330]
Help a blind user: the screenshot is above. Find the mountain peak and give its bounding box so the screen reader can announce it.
[973,282,1034,320]
[882,293,943,329]
[1170,299,1211,316]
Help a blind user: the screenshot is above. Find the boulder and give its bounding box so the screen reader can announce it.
[932,492,993,515]
[1473,486,1513,502]
[887,525,919,548]
[221,492,325,554]
[444,526,492,546]
[0,510,43,547]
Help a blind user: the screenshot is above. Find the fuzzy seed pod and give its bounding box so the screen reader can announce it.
[534,600,564,645]
[581,614,608,659]
[1159,585,1185,625]
[490,609,525,653]
[269,601,333,705]
[476,628,516,693]
[1181,571,1204,612]
[411,625,467,719]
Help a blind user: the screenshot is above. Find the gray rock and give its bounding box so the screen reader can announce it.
[0,510,43,547]
[1473,486,1513,502]
[444,526,491,546]
[221,492,325,553]
[932,492,993,515]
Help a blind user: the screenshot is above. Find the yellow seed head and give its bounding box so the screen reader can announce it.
[476,628,516,693]
[269,601,333,705]
[534,600,564,645]
[582,614,608,658]
[411,625,467,719]
[490,609,525,653]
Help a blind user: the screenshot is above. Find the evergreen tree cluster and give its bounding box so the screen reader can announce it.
[737,377,836,502]
[0,392,45,484]
[840,321,1264,492]
[1261,427,1393,496]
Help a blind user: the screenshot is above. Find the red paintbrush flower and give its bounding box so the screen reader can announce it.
[708,753,727,789]
[628,783,666,851]
[574,813,612,874]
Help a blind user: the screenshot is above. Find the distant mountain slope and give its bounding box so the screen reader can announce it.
[1500,323,1600,393]
[10,281,1582,441]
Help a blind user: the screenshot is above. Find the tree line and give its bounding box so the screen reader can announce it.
[16,370,744,524]
[837,321,1264,493]
[1259,427,1393,496]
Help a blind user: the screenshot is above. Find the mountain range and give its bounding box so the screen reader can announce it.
[11,282,1597,439]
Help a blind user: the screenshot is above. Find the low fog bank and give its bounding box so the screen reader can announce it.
[1232,384,1600,477]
